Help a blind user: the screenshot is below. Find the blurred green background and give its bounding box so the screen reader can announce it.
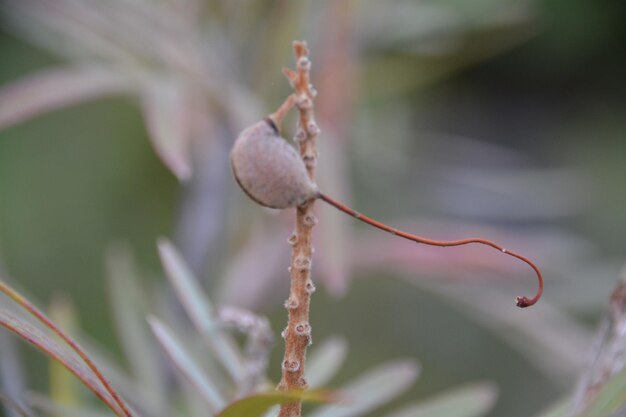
[1,1,626,416]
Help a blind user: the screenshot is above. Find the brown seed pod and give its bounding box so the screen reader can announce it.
[230,119,319,209]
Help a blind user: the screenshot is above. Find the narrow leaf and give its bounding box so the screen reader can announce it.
[48,296,80,411]
[307,337,348,388]
[580,367,626,417]
[309,359,420,417]
[0,281,132,417]
[141,81,192,181]
[148,316,226,412]
[0,392,36,417]
[0,66,130,131]
[217,390,336,417]
[570,273,626,415]
[261,406,280,417]
[0,330,30,417]
[157,239,246,383]
[384,382,497,417]
[106,246,166,409]
[0,310,122,416]
[78,336,169,417]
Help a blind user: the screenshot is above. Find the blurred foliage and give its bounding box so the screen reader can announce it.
[1,0,626,417]
[0,243,430,417]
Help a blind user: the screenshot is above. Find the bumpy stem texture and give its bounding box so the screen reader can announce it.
[277,41,319,417]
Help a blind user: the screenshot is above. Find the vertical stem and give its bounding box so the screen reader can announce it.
[277,41,319,417]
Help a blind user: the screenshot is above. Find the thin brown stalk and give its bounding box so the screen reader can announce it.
[277,40,320,417]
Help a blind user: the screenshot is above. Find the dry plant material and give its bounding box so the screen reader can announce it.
[231,38,544,417]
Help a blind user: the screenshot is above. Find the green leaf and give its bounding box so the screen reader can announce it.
[157,239,246,383]
[48,296,81,412]
[307,337,348,388]
[309,359,420,417]
[217,390,335,417]
[0,309,123,416]
[580,367,626,417]
[148,316,226,413]
[384,382,497,417]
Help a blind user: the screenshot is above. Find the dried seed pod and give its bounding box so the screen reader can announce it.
[230,119,319,209]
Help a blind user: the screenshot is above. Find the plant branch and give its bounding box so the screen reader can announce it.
[277,40,320,417]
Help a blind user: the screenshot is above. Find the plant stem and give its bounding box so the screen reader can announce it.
[277,41,319,417]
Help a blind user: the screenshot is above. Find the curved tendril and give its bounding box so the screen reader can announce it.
[319,193,543,308]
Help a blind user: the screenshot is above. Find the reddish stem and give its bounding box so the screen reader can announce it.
[318,193,543,308]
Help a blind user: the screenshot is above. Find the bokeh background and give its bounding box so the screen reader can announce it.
[1,1,626,416]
